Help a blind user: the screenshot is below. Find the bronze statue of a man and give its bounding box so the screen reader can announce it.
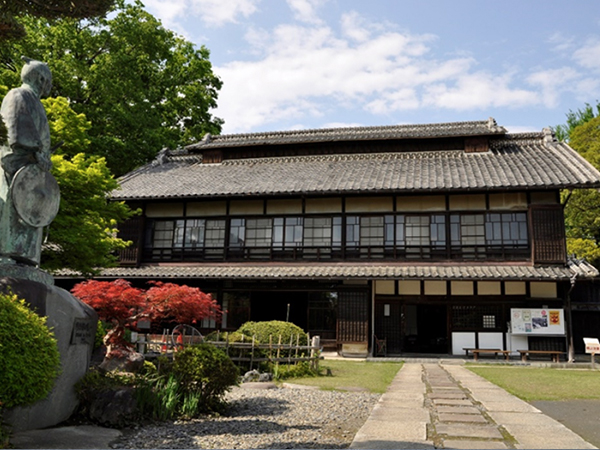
[0,57,60,266]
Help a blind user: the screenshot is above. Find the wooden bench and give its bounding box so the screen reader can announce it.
[518,350,565,363]
[464,348,511,361]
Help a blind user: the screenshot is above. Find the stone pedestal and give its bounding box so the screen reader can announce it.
[1,268,97,432]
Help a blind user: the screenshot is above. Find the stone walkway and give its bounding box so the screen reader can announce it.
[351,362,597,449]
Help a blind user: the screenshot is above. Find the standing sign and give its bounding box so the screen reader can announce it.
[584,337,600,368]
[584,337,600,353]
[510,309,565,335]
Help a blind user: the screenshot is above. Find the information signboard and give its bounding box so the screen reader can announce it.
[510,308,565,335]
[584,337,600,354]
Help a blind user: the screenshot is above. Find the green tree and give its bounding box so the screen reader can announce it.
[0,1,223,176]
[41,96,136,276]
[562,115,600,267]
[45,153,135,275]
[0,0,114,41]
[554,102,600,142]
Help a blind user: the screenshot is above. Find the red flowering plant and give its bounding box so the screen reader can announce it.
[72,279,221,361]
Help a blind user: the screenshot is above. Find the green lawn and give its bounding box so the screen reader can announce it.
[285,360,402,393]
[467,366,600,401]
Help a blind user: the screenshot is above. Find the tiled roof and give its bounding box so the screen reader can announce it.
[184,119,506,150]
[79,262,596,281]
[114,131,600,200]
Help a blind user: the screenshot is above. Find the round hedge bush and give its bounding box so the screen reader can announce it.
[172,344,239,413]
[237,320,308,346]
[0,293,60,409]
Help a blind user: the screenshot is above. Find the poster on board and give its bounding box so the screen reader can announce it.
[510,308,565,335]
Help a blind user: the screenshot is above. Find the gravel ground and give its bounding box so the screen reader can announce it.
[113,385,380,449]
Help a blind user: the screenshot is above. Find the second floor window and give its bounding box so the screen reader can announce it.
[274,217,304,249]
[143,210,529,262]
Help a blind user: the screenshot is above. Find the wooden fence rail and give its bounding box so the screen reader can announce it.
[136,331,322,370]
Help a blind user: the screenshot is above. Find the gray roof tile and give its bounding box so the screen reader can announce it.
[114,131,600,200]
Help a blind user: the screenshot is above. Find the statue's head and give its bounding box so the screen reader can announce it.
[20,57,52,98]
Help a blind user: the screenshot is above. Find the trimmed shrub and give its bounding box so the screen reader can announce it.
[237,320,308,346]
[0,293,61,409]
[204,330,245,343]
[172,344,239,414]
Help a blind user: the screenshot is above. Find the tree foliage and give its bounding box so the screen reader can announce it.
[0,0,223,176]
[72,279,222,359]
[146,282,222,325]
[561,114,600,267]
[0,293,61,409]
[72,279,145,357]
[39,95,135,275]
[554,101,600,143]
[45,153,135,276]
[0,0,114,41]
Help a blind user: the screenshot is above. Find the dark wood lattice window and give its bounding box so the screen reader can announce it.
[530,205,566,264]
[337,291,369,343]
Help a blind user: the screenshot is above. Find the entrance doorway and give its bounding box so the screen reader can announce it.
[403,304,448,353]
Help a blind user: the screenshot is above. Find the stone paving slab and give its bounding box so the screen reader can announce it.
[442,439,508,449]
[355,362,599,450]
[429,392,468,399]
[381,392,425,402]
[354,420,428,442]
[433,398,474,406]
[350,438,435,450]
[437,405,481,415]
[438,413,488,423]
[435,424,504,440]
[477,399,540,413]
[369,405,430,422]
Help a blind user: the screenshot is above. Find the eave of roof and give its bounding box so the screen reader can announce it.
[58,261,597,282]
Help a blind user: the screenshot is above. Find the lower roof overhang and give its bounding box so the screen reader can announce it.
[66,260,598,282]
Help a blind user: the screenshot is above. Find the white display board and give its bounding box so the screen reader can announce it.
[510,308,565,335]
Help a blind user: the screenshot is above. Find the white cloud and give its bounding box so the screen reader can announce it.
[143,0,259,28]
[547,32,576,53]
[573,39,600,71]
[286,0,327,24]
[341,11,371,42]
[213,12,583,133]
[424,72,539,110]
[527,67,580,108]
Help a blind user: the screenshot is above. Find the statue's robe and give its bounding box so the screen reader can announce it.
[0,85,51,265]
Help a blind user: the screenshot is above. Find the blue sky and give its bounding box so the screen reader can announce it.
[140,0,600,135]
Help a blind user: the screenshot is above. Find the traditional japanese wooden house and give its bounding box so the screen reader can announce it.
[73,118,600,356]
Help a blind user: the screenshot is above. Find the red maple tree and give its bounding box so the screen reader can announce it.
[72,279,221,359]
